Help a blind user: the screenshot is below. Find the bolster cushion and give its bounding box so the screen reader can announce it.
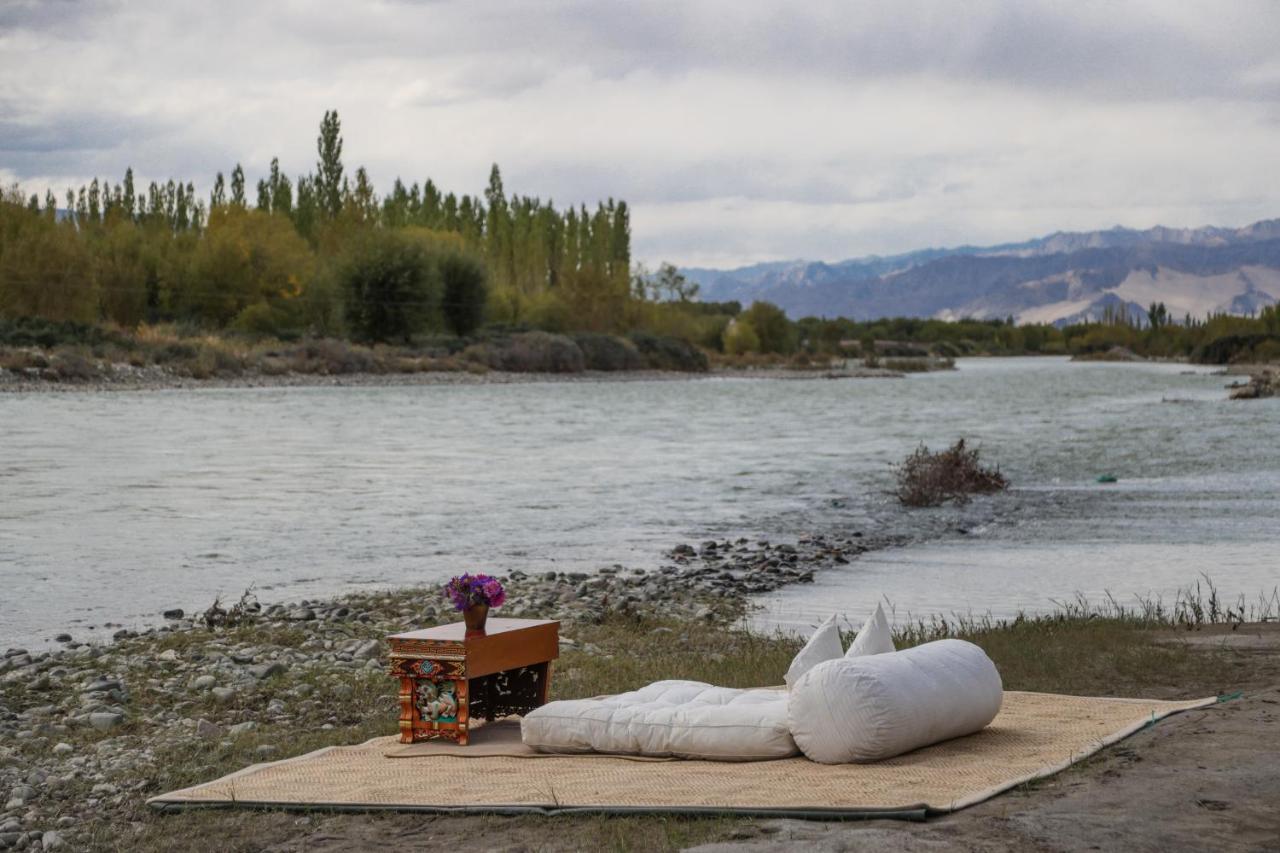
[787,639,1002,764]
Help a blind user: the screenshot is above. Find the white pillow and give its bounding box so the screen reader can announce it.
[784,614,842,688]
[788,639,1003,764]
[845,602,895,658]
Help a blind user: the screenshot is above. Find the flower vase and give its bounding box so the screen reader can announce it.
[463,603,489,633]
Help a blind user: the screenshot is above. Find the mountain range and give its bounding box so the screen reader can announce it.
[682,219,1280,325]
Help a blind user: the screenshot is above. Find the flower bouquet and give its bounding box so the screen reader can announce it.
[443,573,506,632]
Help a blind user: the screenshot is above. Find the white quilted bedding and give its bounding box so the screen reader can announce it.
[521,680,798,761]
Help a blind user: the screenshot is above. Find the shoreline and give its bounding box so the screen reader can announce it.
[1,538,1275,850]
[0,364,908,394]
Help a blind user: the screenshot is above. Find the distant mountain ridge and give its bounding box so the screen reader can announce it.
[682,219,1280,325]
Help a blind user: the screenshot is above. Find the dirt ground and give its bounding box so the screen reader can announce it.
[231,623,1280,853]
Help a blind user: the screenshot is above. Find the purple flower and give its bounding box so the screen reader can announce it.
[442,573,505,610]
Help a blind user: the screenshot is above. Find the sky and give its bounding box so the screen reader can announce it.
[1,0,1278,269]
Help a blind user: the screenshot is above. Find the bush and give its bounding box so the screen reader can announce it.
[338,230,440,343]
[740,301,796,354]
[894,439,1009,507]
[571,333,645,371]
[48,350,100,381]
[722,320,760,355]
[439,252,488,336]
[286,339,379,374]
[464,332,585,373]
[1193,333,1275,365]
[628,331,709,372]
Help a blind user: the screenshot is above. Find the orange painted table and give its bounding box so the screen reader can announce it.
[387,618,559,745]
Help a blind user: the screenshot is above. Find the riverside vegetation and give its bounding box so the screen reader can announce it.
[5,111,1278,392]
[1,525,1276,852]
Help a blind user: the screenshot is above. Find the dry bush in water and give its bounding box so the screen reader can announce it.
[894,438,1008,507]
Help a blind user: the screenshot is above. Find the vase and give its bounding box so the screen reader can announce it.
[463,603,489,633]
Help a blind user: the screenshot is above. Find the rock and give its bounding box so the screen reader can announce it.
[195,718,223,739]
[88,712,124,732]
[53,634,72,644]
[210,687,237,704]
[353,640,381,660]
[255,744,279,758]
[157,649,179,662]
[91,782,118,796]
[162,608,184,620]
[228,721,256,735]
[248,662,285,680]
[191,675,216,690]
[83,678,122,693]
[51,743,73,756]
[41,830,65,850]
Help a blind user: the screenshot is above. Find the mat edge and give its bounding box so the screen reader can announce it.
[926,694,1218,813]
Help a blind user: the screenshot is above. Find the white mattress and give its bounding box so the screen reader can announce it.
[521,680,798,761]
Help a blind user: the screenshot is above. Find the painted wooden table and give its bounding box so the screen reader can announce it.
[387,618,559,745]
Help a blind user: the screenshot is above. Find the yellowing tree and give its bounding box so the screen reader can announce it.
[179,207,315,329]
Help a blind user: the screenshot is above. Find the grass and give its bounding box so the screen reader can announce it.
[21,579,1274,852]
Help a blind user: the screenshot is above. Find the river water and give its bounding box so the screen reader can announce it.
[2,358,1277,647]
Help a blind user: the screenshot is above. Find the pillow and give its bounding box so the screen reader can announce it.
[845,602,895,658]
[784,614,842,688]
[787,639,1003,764]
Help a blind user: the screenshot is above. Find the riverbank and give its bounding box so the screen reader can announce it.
[2,540,1276,851]
[0,361,910,393]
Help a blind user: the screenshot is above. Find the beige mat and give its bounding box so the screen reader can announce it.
[149,691,1216,819]
[381,720,671,761]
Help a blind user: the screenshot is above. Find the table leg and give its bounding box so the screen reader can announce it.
[537,661,553,706]
[455,677,469,746]
[397,675,416,744]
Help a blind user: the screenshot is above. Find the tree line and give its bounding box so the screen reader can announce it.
[0,111,638,343]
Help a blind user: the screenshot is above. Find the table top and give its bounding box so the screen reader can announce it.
[388,618,559,679]
[388,618,557,643]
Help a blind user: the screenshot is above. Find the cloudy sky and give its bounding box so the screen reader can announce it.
[2,0,1278,268]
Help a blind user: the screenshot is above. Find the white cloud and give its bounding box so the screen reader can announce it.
[1,0,1278,267]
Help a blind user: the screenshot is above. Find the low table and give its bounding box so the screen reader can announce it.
[387,618,559,745]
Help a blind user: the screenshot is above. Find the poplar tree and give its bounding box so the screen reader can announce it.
[230,165,246,207]
[210,172,226,208]
[315,110,344,220]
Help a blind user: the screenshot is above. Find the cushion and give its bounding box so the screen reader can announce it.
[845,603,895,658]
[521,680,798,761]
[783,614,842,688]
[788,639,1003,764]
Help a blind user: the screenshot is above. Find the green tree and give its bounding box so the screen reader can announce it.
[316,110,345,220]
[230,164,246,208]
[741,301,796,354]
[723,318,760,354]
[439,250,488,336]
[338,229,439,343]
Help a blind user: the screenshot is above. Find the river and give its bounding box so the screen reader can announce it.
[2,358,1277,647]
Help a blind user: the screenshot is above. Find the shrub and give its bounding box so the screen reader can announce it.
[628,331,709,372]
[740,301,796,354]
[894,439,1009,507]
[439,251,488,336]
[465,332,585,373]
[337,230,440,343]
[722,320,761,355]
[48,350,99,381]
[288,339,379,374]
[571,333,645,371]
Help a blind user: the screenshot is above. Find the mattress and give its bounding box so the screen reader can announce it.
[521,680,798,761]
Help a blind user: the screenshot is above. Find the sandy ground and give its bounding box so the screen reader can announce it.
[233,624,1280,853]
